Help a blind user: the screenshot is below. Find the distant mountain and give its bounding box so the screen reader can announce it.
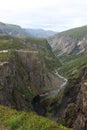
[0,22,56,37]
[0,22,27,36]
[25,28,56,38]
[48,26,87,56]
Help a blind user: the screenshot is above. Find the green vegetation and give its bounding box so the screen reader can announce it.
[0,34,60,111]
[44,56,60,71]
[41,88,64,105]
[64,103,77,127]
[0,34,60,71]
[0,105,72,130]
[59,25,87,38]
[0,35,26,50]
[15,55,27,79]
[25,37,46,44]
[58,53,87,78]
[0,51,11,62]
[24,37,61,70]
[0,83,3,90]
[41,88,65,119]
[0,34,68,130]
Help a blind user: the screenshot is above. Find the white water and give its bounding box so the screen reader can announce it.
[40,70,67,97]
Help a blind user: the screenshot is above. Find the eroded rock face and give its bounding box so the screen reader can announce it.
[63,68,87,130]
[73,67,87,130]
[0,50,62,111]
[48,32,87,56]
[55,67,87,130]
[0,59,32,111]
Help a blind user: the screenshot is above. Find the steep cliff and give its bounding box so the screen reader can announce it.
[47,26,87,130]
[0,52,34,111]
[48,26,87,56]
[73,67,87,130]
[0,34,61,112]
[55,67,87,130]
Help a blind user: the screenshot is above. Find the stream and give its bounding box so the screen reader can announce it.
[0,49,68,116]
[32,70,68,116]
[40,70,68,97]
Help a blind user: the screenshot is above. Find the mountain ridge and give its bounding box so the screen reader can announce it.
[25,28,56,38]
[1,23,87,130]
[48,25,87,56]
[0,21,56,38]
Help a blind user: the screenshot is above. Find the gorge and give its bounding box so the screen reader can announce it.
[0,23,87,130]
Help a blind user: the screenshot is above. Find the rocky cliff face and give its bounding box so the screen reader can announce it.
[0,55,32,111]
[73,67,87,130]
[0,50,62,111]
[55,67,87,130]
[47,26,87,130]
[15,50,62,93]
[48,26,87,56]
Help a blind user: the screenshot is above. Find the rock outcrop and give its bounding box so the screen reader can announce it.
[0,50,62,111]
[73,67,87,130]
[48,26,87,56]
[55,67,87,130]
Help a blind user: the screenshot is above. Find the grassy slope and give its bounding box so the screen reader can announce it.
[0,51,12,62]
[58,53,87,78]
[54,26,87,77]
[0,35,26,50]
[24,37,61,70]
[59,25,87,38]
[0,105,72,130]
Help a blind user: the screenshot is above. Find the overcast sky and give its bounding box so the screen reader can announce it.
[0,0,87,31]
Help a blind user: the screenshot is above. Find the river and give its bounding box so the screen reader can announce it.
[40,70,68,97]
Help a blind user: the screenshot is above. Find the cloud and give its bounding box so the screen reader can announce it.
[0,0,87,31]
